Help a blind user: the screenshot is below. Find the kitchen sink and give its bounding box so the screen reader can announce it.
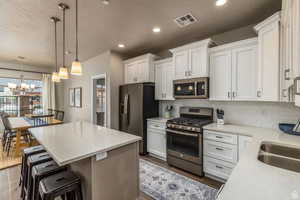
[258,142,300,173]
[260,142,300,160]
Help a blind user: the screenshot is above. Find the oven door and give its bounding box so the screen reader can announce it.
[166,129,202,164]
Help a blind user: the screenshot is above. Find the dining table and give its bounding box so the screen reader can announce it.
[8,116,63,157]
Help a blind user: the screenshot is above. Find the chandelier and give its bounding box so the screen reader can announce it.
[8,75,35,94]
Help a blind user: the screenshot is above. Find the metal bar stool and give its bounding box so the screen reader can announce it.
[39,171,83,200]
[25,152,53,200]
[32,160,68,200]
[20,146,46,198]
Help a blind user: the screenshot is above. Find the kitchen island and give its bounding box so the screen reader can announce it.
[29,121,141,200]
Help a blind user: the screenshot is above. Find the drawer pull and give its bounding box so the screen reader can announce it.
[216,136,223,139]
[216,165,223,169]
[216,147,224,151]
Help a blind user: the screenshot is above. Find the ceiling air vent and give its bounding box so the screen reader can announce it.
[174,13,197,28]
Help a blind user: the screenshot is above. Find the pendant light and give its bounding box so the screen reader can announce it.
[58,3,69,79]
[51,16,61,82]
[71,0,82,76]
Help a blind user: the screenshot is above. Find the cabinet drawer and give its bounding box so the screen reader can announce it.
[204,130,238,145]
[204,140,238,163]
[147,121,166,130]
[204,156,235,180]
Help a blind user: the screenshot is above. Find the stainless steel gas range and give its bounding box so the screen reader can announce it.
[166,107,213,176]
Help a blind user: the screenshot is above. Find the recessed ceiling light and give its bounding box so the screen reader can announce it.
[102,0,110,5]
[118,44,125,48]
[216,0,227,6]
[152,27,161,33]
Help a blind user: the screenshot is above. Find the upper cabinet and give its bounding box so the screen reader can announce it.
[124,54,157,84]
[254,12,281,102]
[154,58,174,101]
[209,38,258,101]
[170,39,212,80]
[281,0,300,105]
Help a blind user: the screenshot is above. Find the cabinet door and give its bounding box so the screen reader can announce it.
[136,60,148,82]
[232,45,258,101]
[209,50,232,100]
[238,136,252,160]
[125,63,137,84]
[189,46,208,78]
[155,64,163,100]
[257,23,280,101]
[164,62,175,100]
[173,50,189,80]
[147,129,166,159]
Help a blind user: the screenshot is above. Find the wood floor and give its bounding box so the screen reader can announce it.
[0,155,222,200]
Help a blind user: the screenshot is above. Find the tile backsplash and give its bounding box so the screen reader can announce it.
[160,100,300,130]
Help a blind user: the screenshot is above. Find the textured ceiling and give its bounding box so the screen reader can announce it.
[0,0,281,68]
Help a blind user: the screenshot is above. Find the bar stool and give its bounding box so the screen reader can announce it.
[32,160,68,200]
[39,171,83,200]
[25,152,53,200]
[20,146,45,198]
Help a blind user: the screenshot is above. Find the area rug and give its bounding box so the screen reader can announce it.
[140,159,218,200]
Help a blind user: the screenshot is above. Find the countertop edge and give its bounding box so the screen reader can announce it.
[33,135,141,166]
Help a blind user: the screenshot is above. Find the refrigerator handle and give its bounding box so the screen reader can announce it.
[124,94,129,125]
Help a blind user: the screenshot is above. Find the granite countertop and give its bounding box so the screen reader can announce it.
[203,123,300,200]
[29,121,141,166]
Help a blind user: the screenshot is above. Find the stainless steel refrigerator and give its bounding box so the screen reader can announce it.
[119,83,159,154]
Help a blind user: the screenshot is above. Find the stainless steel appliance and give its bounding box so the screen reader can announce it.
[119,83,159,154]
[166,107,213,176]
[173,77,209,99]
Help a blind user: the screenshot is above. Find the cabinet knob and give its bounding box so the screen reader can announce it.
[228,92,231,99]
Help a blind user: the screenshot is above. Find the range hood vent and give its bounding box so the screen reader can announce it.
[174,13,197,28]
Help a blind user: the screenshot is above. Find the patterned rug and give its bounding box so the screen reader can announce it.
[140,159,218,200]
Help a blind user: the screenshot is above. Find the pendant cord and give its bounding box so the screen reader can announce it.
[75,0,78,61]
[54,20,58,72]
[63,7,66,68]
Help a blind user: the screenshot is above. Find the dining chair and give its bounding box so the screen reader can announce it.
[48,109,54,115]
[54,110,64,121]
[2,114,31,156]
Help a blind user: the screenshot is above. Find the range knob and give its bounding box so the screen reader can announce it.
[186,127,192,131]
[191,127,196,131]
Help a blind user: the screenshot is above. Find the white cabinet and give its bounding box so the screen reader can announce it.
[147,120,166,160]
[124,54,157,84]
[254,12,281,101]
[170,39,212,80]
[238,135,253,159]
[203,129,252,181]
[209,38,258,101]
[154,58,174,100]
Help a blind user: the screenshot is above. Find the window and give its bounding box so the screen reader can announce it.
[0,77,43,116]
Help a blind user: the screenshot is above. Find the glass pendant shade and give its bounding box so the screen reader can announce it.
[71,61,82,76]
[52,72,61,82]
[58,67,69,79]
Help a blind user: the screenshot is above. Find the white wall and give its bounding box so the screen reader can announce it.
[160,100,300,130]
[63,51,124,129]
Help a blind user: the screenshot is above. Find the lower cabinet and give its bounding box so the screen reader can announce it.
[203,130,252,181]
[147,120,166,160]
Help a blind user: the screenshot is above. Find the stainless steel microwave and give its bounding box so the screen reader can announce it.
[173,77,209,99]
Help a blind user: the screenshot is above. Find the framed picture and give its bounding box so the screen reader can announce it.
[69,88,75,107]
[74,87,82,108]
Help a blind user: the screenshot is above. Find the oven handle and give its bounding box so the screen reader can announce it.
[166,129,198,137]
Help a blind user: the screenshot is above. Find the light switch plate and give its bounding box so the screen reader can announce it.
[96,152,107,161]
